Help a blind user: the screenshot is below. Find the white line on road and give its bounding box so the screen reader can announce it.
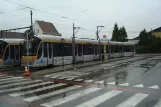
[148,85,160,89]
[10,83,65,97]
[0,80,41,89]
[23,85,82,102]
[119,83,129,86]
[95,81,104,84]
[116,93,149,107]
[0,79,26,85]
[0,77,23,82]
[75,90,122,107]
[133,84,144,88]
[107,82,115,85]
[41,87,102,107]
[0,81,52,93]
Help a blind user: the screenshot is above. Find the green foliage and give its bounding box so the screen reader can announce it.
[119,26,128,42]
[111,23,119,41]
[136,29,161,53]
[111,23,128,42]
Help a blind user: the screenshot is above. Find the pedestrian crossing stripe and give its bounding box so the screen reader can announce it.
[107,82,115,85]
[116,93,149,107]
[133,84,144,88]
[148,85,160,89]
[119,83,129,86]
[40,87,102,107]
[75,90,122,107]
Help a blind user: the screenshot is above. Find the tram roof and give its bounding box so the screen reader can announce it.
[34,34,135,45]
[0,38,24,44]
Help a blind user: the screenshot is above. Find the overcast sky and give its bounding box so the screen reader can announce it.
[0,0,161,39]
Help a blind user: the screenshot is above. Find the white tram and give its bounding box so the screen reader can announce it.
[21,34,136,67]
[0,38,24,68]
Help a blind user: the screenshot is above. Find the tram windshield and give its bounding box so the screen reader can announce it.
[23,41,40,56]
[0,42,7,58]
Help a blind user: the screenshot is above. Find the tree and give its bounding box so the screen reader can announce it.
[111,23,120,41]
[119,26,128,42]
[138,29,150,46]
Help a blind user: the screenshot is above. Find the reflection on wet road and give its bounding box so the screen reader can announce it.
[0,56,161,107]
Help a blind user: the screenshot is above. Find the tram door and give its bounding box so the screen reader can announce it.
[11,45,20,66]
[47,43,53,66]
[77,44,83,62]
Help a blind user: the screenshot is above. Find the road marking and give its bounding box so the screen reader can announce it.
[107,82,115,85]
[119,83,129,86]
[0,79,26,85]
[84,80,93,83]
[133,84,144,88]
[10,83,65,97]
[116,93,149,107]
[153,98,161,107]
[50,76,59,79]
[148,85,160,89]
[41,87,101,107]
[0,80,41,89]
[23,85,82,102]
[0,81,53,93]
[74,79,83,82]
[95,81,104,84]
[75,90,122,107]
[0,77,23,82]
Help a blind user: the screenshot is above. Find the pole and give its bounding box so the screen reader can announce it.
[62,42,64,69]
[72,23,75,65]
[26,32,29,73]
[30,10,33,31]
[0,30,2,38]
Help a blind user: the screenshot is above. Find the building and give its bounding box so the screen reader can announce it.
[0,31,24,38]
[150,27,161,38]
[33,20,61,36]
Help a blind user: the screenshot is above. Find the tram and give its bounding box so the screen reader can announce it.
[21,34,136,67]
[0,38,24,68]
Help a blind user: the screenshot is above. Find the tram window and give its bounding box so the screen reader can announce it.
[10,46,15,59]
[83,44,88,55]
[64,43,72,56]
[4,46,9,60]
[88,45,94,54]
[15,46,19,60]
[44,43,47,57]
[94,45,98,54]
[53,43,63,56]
[120,46,123,53]
[114,45,120,53]
[78,44,82,56]
[48,43,52,58]
[101,45,104,54]
[37,43,42,59]
[111,45,114,54]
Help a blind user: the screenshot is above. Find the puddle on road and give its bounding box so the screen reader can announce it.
[139,59,161,73]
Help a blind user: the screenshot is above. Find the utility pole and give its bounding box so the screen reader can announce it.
[72,23,80,68]
[0,30,2,38]
[96,26,104,60]
[30,10,33,31]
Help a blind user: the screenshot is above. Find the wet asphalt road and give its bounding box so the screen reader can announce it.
[0,55,161,107]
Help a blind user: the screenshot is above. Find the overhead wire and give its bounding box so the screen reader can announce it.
[5,0,97,26]
[3,0,141,35]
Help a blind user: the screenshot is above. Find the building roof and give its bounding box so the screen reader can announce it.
[36,20,61,36]
[0,31,24,38]
[150,27,161,33]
